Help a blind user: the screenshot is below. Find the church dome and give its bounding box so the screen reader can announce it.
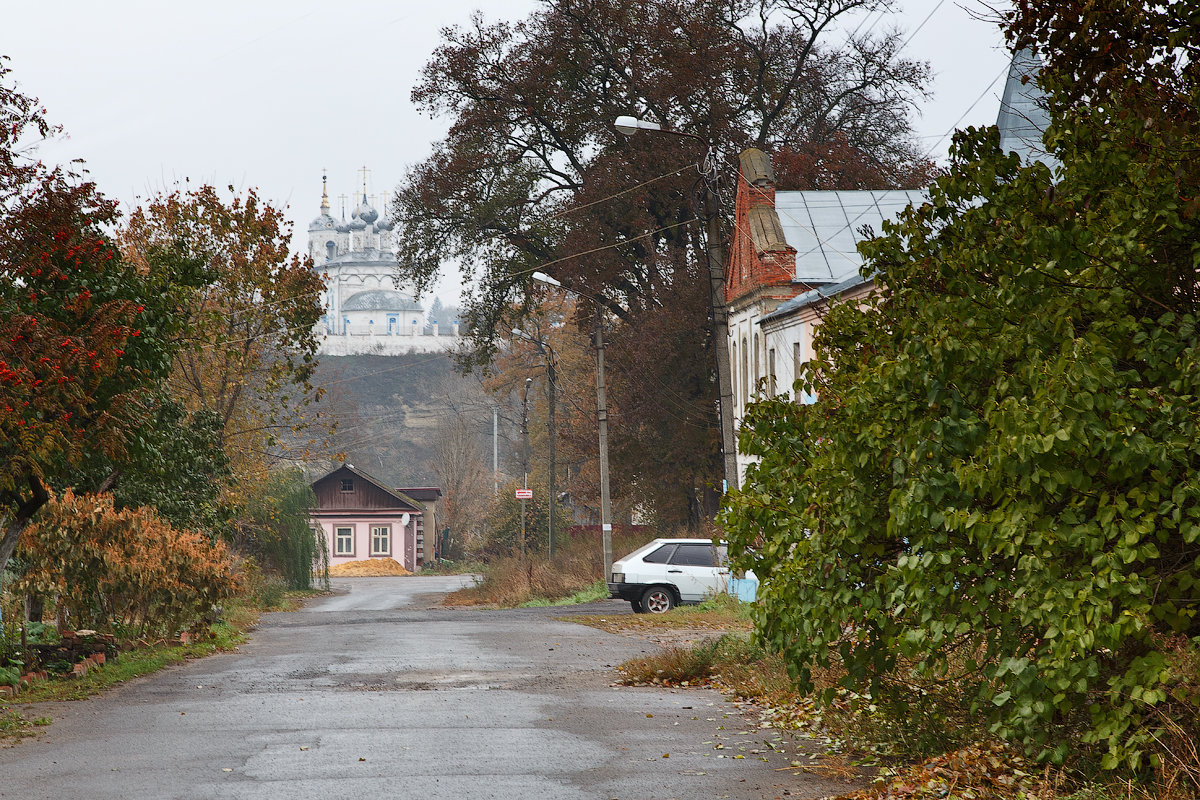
[308,213,335,232]
[342,289,423,313]
[356,199,379,225]
[375,216,394,232]
[348,216,368,230]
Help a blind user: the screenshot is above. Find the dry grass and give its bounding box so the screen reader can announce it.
[447,550,596,606]
[446,531,655,607]
[574,593,753,633]
[328,558,412,577]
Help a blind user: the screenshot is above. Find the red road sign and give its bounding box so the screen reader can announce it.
[515,488,533,499]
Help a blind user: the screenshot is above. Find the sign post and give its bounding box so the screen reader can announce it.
[515,488,532,559]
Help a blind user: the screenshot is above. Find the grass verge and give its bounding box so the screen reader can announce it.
[446,531,656,607]
[573,592,754,632]
[519,580,611,607]
[0,588,324,741]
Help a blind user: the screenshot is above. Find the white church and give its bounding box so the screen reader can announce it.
[307,172,462,356]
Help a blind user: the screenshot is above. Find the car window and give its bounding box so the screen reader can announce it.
[641,544,676,563]
[670,544,715,567]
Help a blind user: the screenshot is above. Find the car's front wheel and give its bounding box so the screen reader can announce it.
[640,586,675,614]
[630,598,645,613]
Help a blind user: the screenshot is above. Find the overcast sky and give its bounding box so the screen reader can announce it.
[5,0,1012,306]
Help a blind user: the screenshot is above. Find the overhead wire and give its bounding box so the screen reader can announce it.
[922,62,1011,159]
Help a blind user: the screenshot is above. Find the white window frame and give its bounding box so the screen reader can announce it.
[335,526,354,556]
[371,525,391,556]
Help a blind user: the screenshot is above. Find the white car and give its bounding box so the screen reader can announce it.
[607,538,731,613]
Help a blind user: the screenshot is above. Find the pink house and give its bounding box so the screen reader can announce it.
[310,464,428,572]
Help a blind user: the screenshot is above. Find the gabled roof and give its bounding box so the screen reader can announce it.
[997,48,1055,170]
[774,190,926,283]
[755,50,1054,327]
[312,463,424,511]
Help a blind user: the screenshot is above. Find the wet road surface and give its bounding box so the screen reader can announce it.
[0,576,854,799]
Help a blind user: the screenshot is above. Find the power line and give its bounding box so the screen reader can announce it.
[923,62,1010,160]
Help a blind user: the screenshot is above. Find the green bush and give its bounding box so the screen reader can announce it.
[237,468,328,591]
[723,5,1200,776]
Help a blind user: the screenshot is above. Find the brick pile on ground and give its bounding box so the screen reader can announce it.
[328,558,412,577]
[28,629,117,679]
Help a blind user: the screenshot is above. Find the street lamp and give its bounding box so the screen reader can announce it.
[512,326,558,559]
[613,116,739,495]
[530,271,615,581]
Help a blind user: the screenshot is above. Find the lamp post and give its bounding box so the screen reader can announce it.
[613,116,739,495]
[531,271,614,580]
[512,326,558,559]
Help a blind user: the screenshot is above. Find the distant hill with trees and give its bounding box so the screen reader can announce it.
[311,352,494,489]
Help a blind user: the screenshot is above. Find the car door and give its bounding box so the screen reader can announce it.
[666,543,728,602]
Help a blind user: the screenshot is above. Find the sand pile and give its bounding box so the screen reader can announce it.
[328,558,413,577]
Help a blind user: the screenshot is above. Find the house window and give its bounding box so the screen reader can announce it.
[793,341,802,401]
[335,526,354,556]
[741,337,749,403]
[730,340,738,406]
[768,347,776,395]
[371,525,391,556]
[340,478,354,492]
[753,333,760,395]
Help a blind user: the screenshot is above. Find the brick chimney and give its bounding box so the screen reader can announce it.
[726,149,796,304]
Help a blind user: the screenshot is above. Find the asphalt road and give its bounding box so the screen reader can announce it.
[0,577,854,800]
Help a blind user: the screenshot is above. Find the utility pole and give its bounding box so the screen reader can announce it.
[547,353,556,560]
[594,315,613,579]
[521,377,531,559]
[492,405,499,495]
[701,173,739,494]
[512,326,559,560]
[612,117,739,494]
[530,272,612,579]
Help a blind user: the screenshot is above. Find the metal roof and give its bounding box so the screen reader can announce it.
[341,289,424,313]
[761,271,873,324]
[997,49,1055,169]
[775,189,926,283]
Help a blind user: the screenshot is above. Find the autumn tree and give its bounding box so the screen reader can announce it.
[0,61,196,576]
[16,490,239,637]
[429,408,492,558]
[120,185,327,498]
[723,1,1200,775]
[393,0,932,524]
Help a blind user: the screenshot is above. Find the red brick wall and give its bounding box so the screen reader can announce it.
[726,168,796,304]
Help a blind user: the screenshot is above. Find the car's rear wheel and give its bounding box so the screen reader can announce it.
[641,586,675,614]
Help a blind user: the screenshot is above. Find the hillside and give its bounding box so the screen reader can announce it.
[310,352,460,487]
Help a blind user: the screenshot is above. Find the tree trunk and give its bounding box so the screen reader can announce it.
[0,473,50,577]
